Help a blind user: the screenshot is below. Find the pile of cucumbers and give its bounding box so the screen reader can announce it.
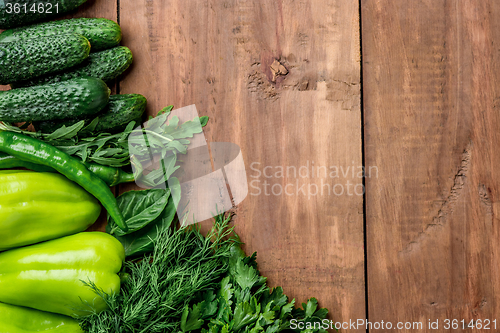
[0,7,147,134]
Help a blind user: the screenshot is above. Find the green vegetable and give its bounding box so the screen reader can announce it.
[0,170,101,251]
[0,130,128,231]
[13,46,133,88]
[79,214,238,332]
[0,107,208,170]
[0,153,135,186]
[289,299,331,332]
[0,152,54,173]
[184,242,330,332]
[106,178,181,257]
[0,77,110,123]
[35,93,146,134]
[106,188,171,236]
[0,33,90,85]
[0,0,88,29]
[0,303,84,333]
[0,18,121,51]
[80,161,135,187]
[0,232,125,317]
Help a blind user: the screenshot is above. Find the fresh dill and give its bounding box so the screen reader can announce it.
[78,214,239,333]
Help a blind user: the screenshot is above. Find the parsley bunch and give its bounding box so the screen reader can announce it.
[181,245,330,333]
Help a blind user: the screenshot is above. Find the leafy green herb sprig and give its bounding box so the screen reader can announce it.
[182,244,330,333]
[0,106,208,171]
[106,179,181,257]
[79,214,239,333]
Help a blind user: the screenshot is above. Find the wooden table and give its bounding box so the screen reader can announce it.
[3,0,500,332]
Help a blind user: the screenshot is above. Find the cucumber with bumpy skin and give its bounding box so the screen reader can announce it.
[0,18,121,51]
[0,77,110,123]
[0,33,90,85]
[35,94,147,134]
[0,0,88,29]
[12,46,133,88]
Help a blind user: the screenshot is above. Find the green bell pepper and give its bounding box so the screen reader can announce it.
[0,232,125,317]
[0,302,84,332]
[0,170,101,251]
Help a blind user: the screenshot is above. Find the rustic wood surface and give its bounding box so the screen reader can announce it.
[8,0,500,331]
[362,0,500,331]
[118,0,364,330]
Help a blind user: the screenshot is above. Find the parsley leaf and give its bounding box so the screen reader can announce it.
[185,216,332,333]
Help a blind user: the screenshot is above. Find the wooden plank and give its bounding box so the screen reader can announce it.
[63,0,117,20]
[120,0,364,329]
[363,0,500,329]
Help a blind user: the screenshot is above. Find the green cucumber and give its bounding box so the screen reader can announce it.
[12,46,133,88]
[0,33,90,85]
[35,94,147,134]
[0,77,110,123]
[0,0,88,29]
[0,18,121,51]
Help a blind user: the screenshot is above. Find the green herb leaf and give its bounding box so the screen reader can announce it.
[106,188,171,236]
[181,303,204,332]
[200,116,209,127]
[112,177,181,257]
[233,301,260,331]
[234,259,260,291]
[201,291,219,319]
[219,277,233,306]
[304,298,318,318]
[191,215,331,333]
[1,109,209,168]
[45,120,85,140]
[280,299,295,320]
[82,117,100,133]
[259,302,276,325]
[157,105,173,117]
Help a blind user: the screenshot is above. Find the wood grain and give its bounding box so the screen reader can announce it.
[363,0,500,330]
[120,0,364,330]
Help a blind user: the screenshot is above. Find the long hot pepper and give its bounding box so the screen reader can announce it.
[0,152,135,186]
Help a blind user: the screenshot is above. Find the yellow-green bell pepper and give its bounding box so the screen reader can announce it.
[0,232,125,317]
[0,170,101,251]
[0,302,84,332]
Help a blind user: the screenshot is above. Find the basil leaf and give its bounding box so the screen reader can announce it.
[116,214,173,257]
[107,188,170,236]
[113,177,181,257]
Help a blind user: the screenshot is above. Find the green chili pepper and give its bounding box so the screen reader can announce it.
[82,161,135,187]
[0,302,84,333]
[0,130,128,231]
[0,152,135,186]
[0,152,54,172]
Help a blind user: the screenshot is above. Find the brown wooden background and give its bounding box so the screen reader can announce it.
[3,0,500,332]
